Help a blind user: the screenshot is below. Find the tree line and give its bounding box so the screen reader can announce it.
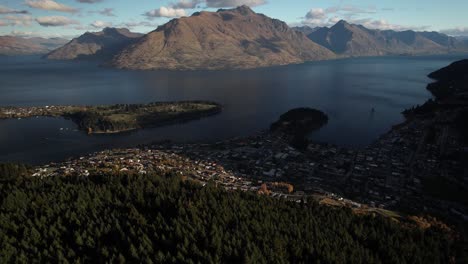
[0,170,461,263]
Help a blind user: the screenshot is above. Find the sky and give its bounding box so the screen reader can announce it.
[0,0,467,39]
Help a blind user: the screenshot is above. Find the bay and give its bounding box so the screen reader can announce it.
[0,54,465,164]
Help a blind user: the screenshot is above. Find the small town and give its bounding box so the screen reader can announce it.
[0,105,78,119]
[30,107,468,222]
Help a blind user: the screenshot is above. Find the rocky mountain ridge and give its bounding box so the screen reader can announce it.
[110,6,335,70]
[40,7,468,70]
[298,20,468,56]
[45,28,143,60]
[0,36,68,56]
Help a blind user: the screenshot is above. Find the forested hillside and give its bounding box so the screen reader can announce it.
[0,171,458,263]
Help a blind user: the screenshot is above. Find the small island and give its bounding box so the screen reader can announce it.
[0,101,222,134]
[270,108,329,149]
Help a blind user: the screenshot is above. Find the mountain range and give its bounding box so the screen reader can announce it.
[297,20,468,56]
[45,28,142,60]
[35,6,468,70]
[0,36,68,56]
[111,6,334,70]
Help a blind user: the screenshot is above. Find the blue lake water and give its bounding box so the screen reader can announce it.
[0,54,466,164]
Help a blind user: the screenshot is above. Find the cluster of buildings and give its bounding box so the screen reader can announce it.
[32,145,262,193]
[31,109,467,221]
[0,105,77,119]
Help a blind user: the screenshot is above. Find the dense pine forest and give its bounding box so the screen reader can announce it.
[0,168,460,263]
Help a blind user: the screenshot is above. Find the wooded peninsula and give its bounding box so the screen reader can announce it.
[0,101,222,134]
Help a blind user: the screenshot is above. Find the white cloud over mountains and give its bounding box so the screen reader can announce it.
[354,18,427,31]
[26,0,78,13]
[144,7,187,18]
[204,0,266,7]
[168,0,265,10]
[7,30,72,38]
[301,5,427,31]
[302,5,379,27]
[145,0,266,19]
[440,27,468,37]
[121,21,158,29]
[88,8,115,17]
[91,20,112,28]
[36,16,79,26]
[76,0,103,3]
[0,0,463,38]
[0,5,29,15]
[0,15,33,27]
[171,0,203,9]
[98,8,115,16]
[305,9,326,20]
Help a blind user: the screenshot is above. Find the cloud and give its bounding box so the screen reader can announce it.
[36,16,80,26]
[89,8,115,16]
[328,17,341,25]
[302,16,427,32]
[300,5,425,31]
[302,4,379,26]
[0,5,29,14]
[121,21,158,29]
[352,18,427,31]
[325,5,377,17]
[144,7,186,18]
[99,8,115,16]
[205,0,266,7]
[171,0,202,9]
[305,8,326,20]
[146,0,266,19]
[7,30,36,37]
[124,22,145,28]
[26,0,78,13]
[440,27,468,37]
[170,0,265,8]
[75,20,156,32]
[302,9,329,27]
[7,30,73,39]
[0,15,34,26]
[76,0,103,3]
[91,20,112,28]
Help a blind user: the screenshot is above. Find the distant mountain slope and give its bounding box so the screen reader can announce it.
[45,28,143,60]
[111,6,335,70]
[303,20,468,56]
[418,31,457,48]
[0,36,68,56]
[29,37,70,51]
[308,21,386,56]
[292,26,319,36]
